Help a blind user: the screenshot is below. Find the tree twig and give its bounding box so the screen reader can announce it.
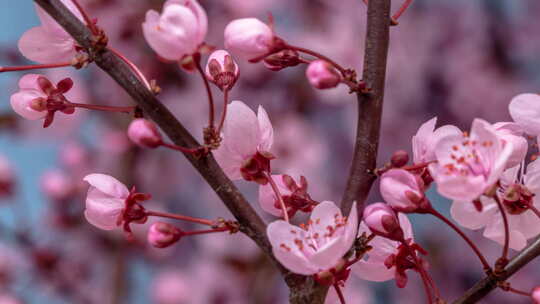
[340,0,392,216]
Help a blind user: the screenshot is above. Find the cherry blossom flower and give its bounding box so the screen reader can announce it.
[451,162,540,250]
[411,117,461,164]
[508,93,540,136]
[363,203,404,241]
[0,155,15,198]
[429,119,513,201]
[224,18,275,60]
[258,174,317,218]
[83,173,130,230]
[493,122,528,169]
[148,222,182,248]
[142,0,208,61]
[18,0,84,63]
[213,100,274,184]
[532,286,540,304]
[380,169,430,213]
[352,213,416,286]
[267,201,358,275]
[306,60,341,89]
[10,74,76,127]
[127,119,163,148]
[205,50,239,91]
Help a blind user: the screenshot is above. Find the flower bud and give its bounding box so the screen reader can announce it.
[128,119,163,149]
[363,203,404,241]
[380,169,430,213]
[0,156,14,198]
[263,49,301,71]
[148,222,182,248]
[532,286,540,304]
[391,150,409,168]
[205,50,239,91]
[224,18,274,60]
[306,60,341,89]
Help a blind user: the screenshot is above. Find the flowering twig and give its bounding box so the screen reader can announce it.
[265,172,290,222]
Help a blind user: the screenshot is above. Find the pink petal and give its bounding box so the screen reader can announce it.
[222,101,259,158]
[526,159,540,193]
[18,27,77,63]
[509,93,540,135]
[267,220,318,275]
[257,105,274,152]
[380,169,422,211]
[10,91,47,120]
[353,259,395,282]
[83,173,129,199]
[450,198,498,230]
[18,74,46,91]
[84,187,125,230]
[35,1,84,36]
[429,164,486,201]
[309,201,343,238]
[412,117,437,164]
[212,144,244,180]
[258,175,289,217]
[483,214,528,251]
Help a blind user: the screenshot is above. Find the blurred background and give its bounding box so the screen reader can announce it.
[0,0,539,303]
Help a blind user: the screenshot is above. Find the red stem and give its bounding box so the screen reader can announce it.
[145,210,214,226]
[494,195,510,261]
[333,284,346,304]
[503,286,531,297]
[403,242,434,304]
[429,208,491,271]
[109,47,152,90]
[529,205,540,220]
[69,102,134,113]
[392,0,413,21]
[183,227,230,236]
[265,172,290,222]
[195,59,215,129]
[0,62,71,72]
[70,0,98,34]
[217,88,229,135]
[285,43,347,75]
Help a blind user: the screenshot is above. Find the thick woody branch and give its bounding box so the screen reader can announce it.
[33,0,275,269]
[453,236,540,304]
[341,0,392,215]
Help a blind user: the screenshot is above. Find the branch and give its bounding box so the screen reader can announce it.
[453,236,540,304]
[340,0,392,215]
[33,1,331,303]
[33,0,275,268]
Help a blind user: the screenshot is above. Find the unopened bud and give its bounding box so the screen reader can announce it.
[306,60,341,89]
[391,150,409,168]
[205,50,239,91]
[263,49,302,71]
[148,222,183,248]
[363,203,404,241]
[127,119,162,148]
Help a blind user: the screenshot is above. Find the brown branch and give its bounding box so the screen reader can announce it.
[452,235,540,304]
[340,0,392,215]
[33,0,329,302]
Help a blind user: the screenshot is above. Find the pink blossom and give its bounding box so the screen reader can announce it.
[411,117,461,164]
[429,119,513,201]
[224,18,274,60]
[152,271,191,304]
[83,173,129,230]
[363,203,404,241]
[532,286,540,304]
[306,60,341,89]
[148,222,182,248]
[127,119,163,148]
[18,1,84,63]
[267,201,358,275]
[40,169,74,201]
[10,74,49,120]
[352,213,413,283]
[0,155,15,198]
[205,50,239,91]
[451,162,540,250]
[508,93,540,136]
[493,122,528,169]
[380,169,428,213]
[213,100,274,183]
[142,0,208,61]
[258,174,316,218]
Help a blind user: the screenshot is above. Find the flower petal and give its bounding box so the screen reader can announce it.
[83,173,129,199]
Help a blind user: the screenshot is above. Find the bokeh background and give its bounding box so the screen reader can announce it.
[0,0,539,303]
